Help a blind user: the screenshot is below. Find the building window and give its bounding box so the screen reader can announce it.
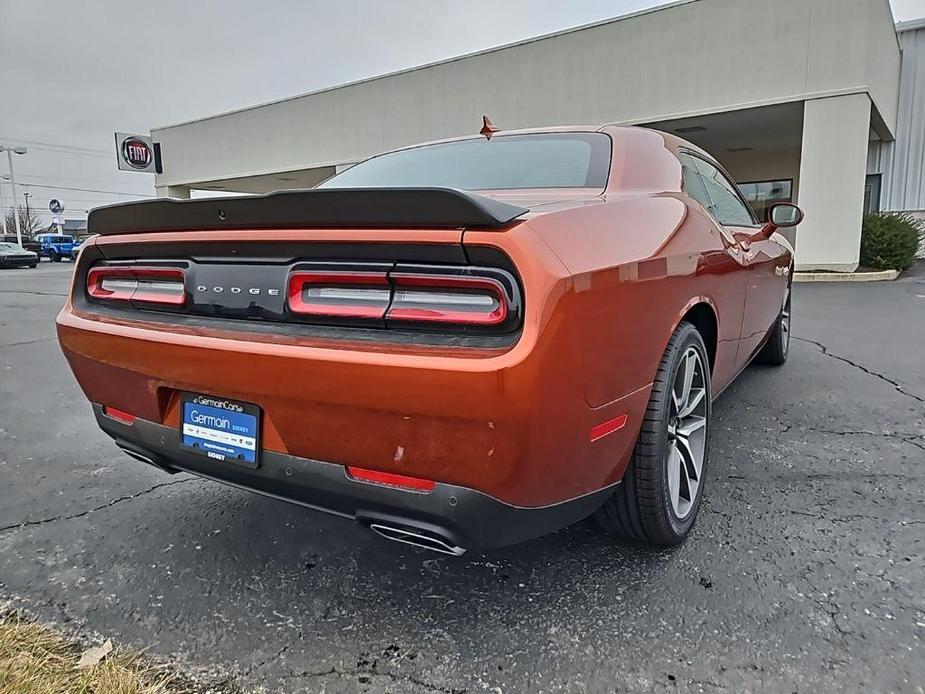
[737,180,793,223]
[864,174,881,214]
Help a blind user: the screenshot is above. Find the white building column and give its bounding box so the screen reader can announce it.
[795,94,872,272]
[155,185,191,199]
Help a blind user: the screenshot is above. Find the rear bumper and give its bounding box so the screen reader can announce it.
[58,306,648,508]
[94,405,615,550]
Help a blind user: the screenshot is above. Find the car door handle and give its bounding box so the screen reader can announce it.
[739,240,752,253]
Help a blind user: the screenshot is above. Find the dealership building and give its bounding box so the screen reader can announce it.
[149,0,925,272]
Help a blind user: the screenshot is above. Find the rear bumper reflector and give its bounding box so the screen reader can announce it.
[346,466,437,493]
[103,407,136,425]
[590,414,628,442]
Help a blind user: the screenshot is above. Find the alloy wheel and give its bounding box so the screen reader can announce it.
[666,347,708,520]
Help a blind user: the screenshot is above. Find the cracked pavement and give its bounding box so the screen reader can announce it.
[1,262,923,693]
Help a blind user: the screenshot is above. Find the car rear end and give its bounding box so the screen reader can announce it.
[56,132,644,552]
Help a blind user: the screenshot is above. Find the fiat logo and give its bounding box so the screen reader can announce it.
[122,137,152,169]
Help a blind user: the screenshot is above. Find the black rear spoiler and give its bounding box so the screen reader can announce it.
[88,187,528,236]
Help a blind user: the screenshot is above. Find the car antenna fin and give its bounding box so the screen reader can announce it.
[479,115,500,140]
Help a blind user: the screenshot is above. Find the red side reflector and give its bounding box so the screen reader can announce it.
[590,414,628,442]
[346,466,436,493]
[103,407,136,425]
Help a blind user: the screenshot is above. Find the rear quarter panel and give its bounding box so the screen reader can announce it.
[485,193,746,411]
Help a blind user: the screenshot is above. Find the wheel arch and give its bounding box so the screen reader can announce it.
[676,298,718,374]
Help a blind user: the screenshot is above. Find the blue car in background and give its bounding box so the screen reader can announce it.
[34,233,81,262]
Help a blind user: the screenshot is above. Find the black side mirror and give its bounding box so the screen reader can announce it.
[767,202,804,229]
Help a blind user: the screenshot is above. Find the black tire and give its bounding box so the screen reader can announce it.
[595,321,712,546]
[50,251,61,263]
[756,279,791,366]
[29,262,37,269]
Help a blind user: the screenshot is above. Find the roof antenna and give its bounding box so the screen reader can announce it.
[480,115,500,140]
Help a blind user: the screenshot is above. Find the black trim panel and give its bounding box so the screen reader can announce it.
[89,187,528,235]
[94,406,615,550]
[72,242,524,348]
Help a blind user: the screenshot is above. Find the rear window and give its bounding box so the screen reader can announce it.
[320,133,612,191]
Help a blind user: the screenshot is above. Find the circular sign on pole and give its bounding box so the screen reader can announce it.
[121,137,153,170]
[49,199,64,214]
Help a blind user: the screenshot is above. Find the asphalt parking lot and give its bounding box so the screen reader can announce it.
[1,261,923,693]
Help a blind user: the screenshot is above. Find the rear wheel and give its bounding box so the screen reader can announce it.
[595,322,711,545]
[756,280,791,366]
[50,251,61,263]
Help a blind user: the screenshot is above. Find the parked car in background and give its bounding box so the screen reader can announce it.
[0,234,42,258]
[34,233,79,262]
[70,235,95,260]
[0,242,39,269]
[57,125,803,554]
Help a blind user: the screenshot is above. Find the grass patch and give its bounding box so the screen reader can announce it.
[0,610,176,694]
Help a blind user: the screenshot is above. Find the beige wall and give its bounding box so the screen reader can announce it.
[796,94,873,272]
[721,148,802,196]
[152,0,901,193]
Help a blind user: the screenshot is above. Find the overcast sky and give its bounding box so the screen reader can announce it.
[2,0,924,226]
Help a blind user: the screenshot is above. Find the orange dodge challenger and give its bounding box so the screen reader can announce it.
[57,125,802,555]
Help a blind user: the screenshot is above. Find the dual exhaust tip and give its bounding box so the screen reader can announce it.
[369,523,466,556]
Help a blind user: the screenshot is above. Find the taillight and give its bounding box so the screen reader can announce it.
[387,273,508,326]
[288,270,390,319]
[286,264,520,331]
[87,266,185,306]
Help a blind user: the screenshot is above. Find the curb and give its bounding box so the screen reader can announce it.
[793,269,899,283]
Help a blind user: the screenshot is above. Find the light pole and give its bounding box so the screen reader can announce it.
[0,144,28,246]
[23,192,32,237]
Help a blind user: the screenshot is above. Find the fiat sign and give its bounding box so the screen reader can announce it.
[115,132,157,173]
[122,138,151,168]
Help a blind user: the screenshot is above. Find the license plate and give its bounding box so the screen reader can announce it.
[180,393,260,467]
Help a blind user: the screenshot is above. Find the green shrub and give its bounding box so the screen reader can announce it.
[859,213,924,271]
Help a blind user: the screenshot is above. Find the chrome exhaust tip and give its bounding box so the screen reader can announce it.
[369,523,466,556]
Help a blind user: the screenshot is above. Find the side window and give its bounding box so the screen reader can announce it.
[690,156,756,227]
[678,153,714,213]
